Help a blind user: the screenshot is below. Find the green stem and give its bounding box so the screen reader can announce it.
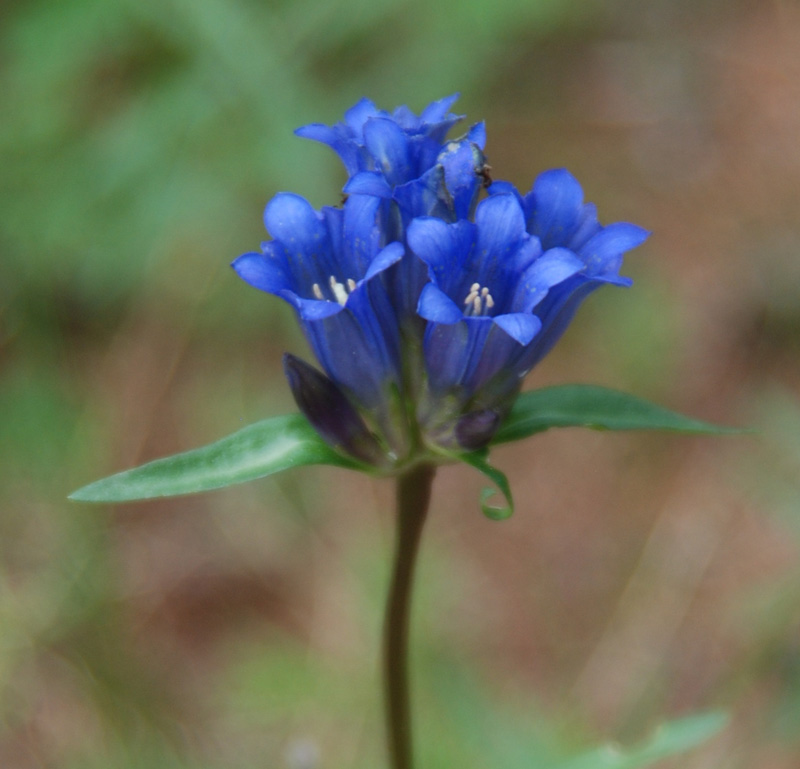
[384,463,436,769]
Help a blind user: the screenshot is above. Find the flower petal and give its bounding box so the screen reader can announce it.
[231,251,290,295]
[344,97,381,131]
[303,310,387,408]
[363,242,404,282]
[492,312,541,345]
[513,247,585,312]
[488,180,525,209]
[420,93,460,123]
[294,124,363,176]
[579,222,650,276]
[423,321,471,393]
[569,202,600,250]
[526,169,585,249]
[363,117,413,186]
[342,194,382,274]
[463,322,520,395]
[291,295,345,321]
[263,193,327,254]
[406,217,454,267]
[393,165,451,222]
[417,282,463,324]
[511,280,599,374]
[467,121,486,150]
[474,194,526,260]
[344,171,393,198]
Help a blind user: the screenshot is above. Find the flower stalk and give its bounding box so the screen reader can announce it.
[384,463,436,769]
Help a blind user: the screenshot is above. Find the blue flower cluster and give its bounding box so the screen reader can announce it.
[233,96,648,466]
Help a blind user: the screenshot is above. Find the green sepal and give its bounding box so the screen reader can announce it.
[493,385,745,445]
[452,449,514,521]
[554,710,728,769]
[69,413,362,503]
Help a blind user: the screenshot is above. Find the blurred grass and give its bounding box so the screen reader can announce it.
[3,0,800,766]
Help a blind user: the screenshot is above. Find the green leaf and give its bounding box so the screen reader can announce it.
[554,710,728,769]
[69,413,361,503]
[493,385,745,445]
[456,450,514,520]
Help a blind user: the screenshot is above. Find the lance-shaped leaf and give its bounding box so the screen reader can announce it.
[493,385,745,445]
[69,414,362,503]
[552,710,728,769]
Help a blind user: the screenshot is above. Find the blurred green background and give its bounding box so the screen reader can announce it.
[2,0,800,766]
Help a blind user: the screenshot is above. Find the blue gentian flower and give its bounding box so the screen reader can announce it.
[235,98,650,463]
[489,169,650,380]
[232,192,408,461]
[296,94,486,221]
[297,96,488,324]
[410,178,649,449]
[408,194,581,447]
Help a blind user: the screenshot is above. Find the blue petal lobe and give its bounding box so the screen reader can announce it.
[580,223,650,275]
[417,283,463,324]
[341,194,382,275]
[263,193,327,253]
[467,121,486,149]
[294,123,339,143]
[344,98,381,131]
[344,172,393,198]
[364,242,404,282]
[292,295,344,320]
[420,93,460,123]
[473,194,526,270]
[408,219,475,291]
[488,180,525,209]
[363,118,413,186]
[529,169,585,248]
[569,202,600,250]
[514,247,585,311]
[391,104,417,129]
[407,217,455,268]
[493,313,542,345]
[294,124,363,176]
[231,252,290,295]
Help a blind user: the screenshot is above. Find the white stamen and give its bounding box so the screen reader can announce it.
[328,275,350,306]
[464,283,480,306]
[461,282,495,316]
[314,274,357,305]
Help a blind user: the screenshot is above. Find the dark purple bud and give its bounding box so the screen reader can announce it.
[283,353,386,467]
[454,409,501,451]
